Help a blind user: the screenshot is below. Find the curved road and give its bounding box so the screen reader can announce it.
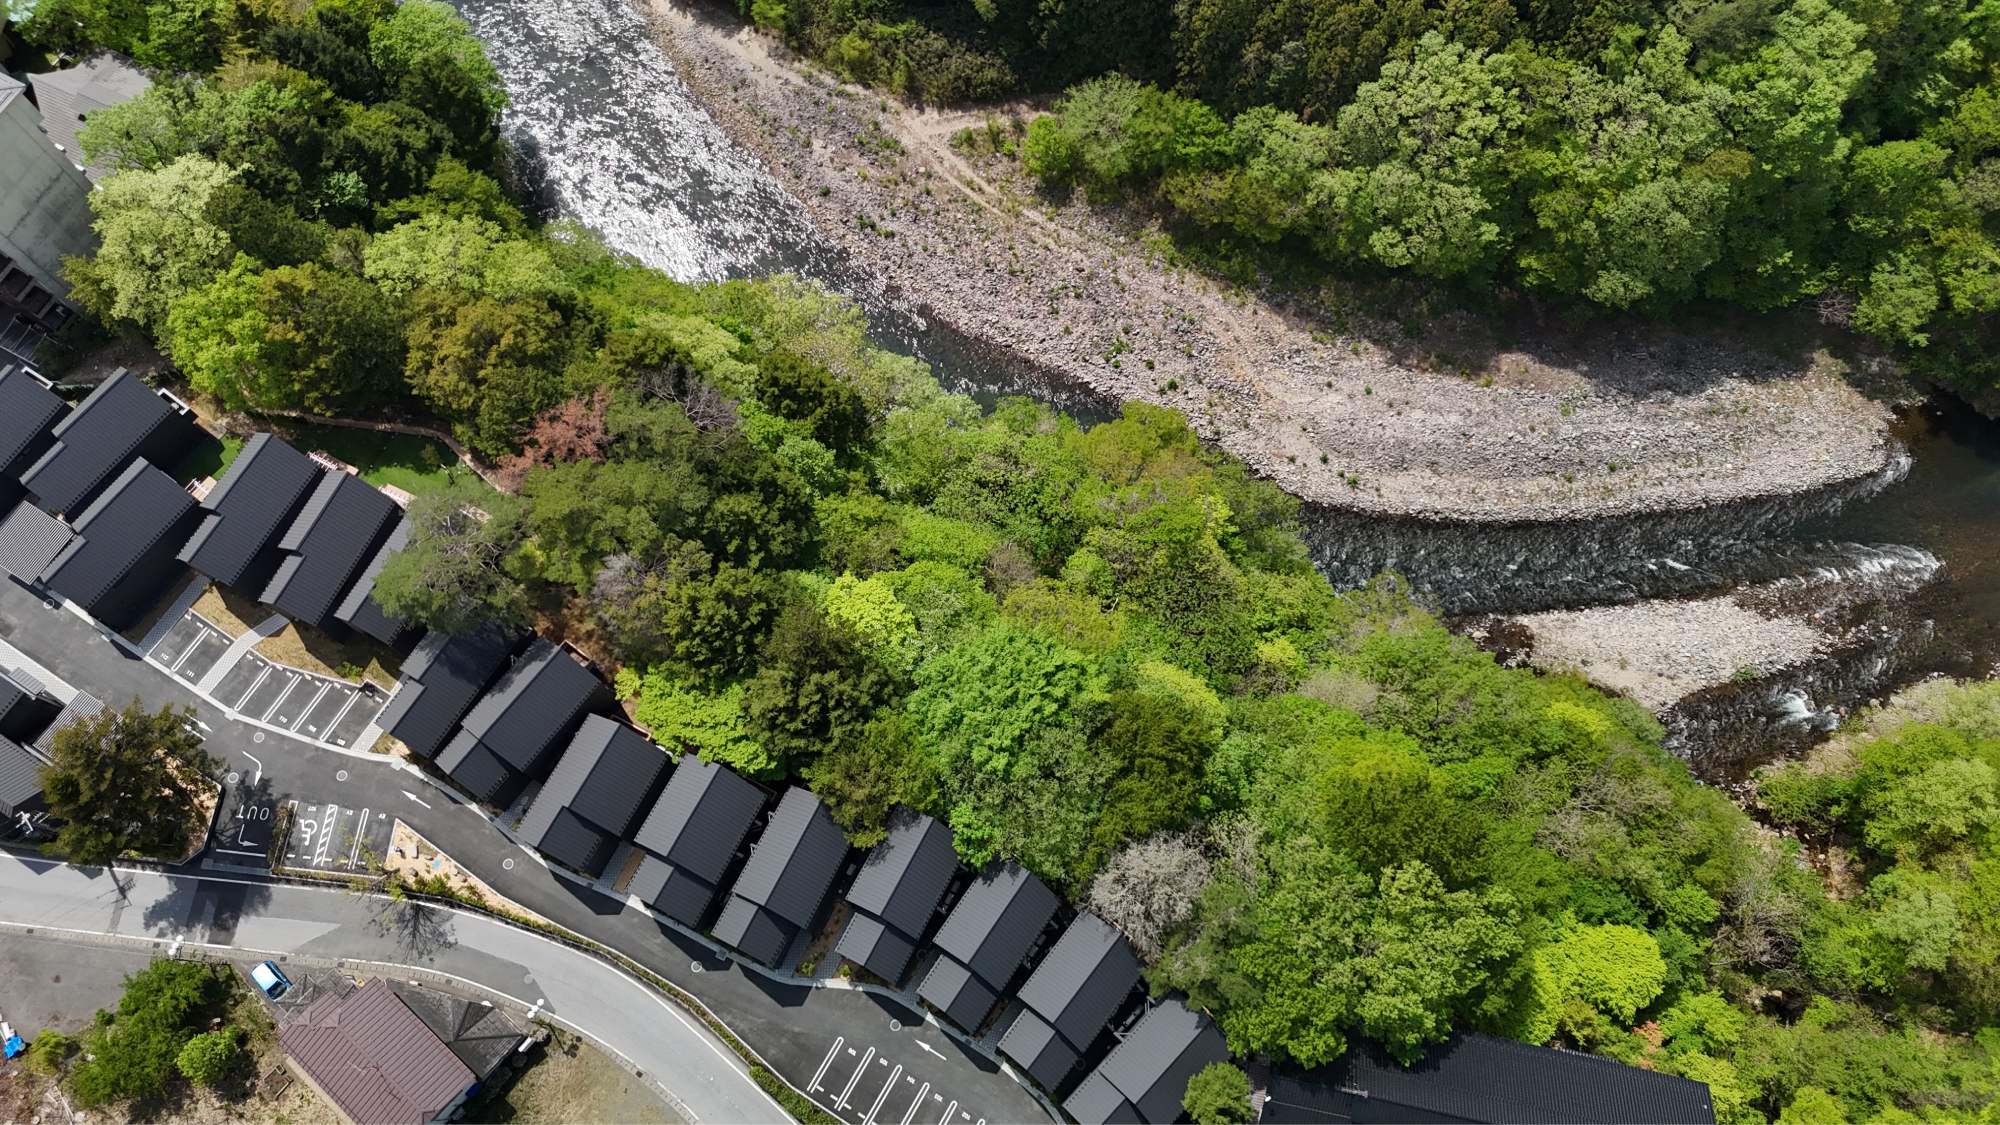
[0,855,781,1123]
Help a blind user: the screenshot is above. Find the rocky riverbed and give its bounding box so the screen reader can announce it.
[643,0,1900,523]
[1507,598,1832,712]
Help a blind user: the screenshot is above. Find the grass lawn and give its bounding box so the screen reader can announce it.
[478,1026,683,1125]
[257,621,402,691]
[170,433,244,486]
[282,424,469,496]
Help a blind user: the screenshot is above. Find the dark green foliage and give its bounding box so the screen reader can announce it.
[801,711,942,845]
[68,961,235,1108]
[39,702,222,866]
[742,602,903,772]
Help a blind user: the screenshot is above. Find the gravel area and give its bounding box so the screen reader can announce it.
[1514,598,1831,711]
[643,0,1900,522]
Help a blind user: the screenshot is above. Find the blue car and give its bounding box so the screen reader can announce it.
[250,961,291,1000]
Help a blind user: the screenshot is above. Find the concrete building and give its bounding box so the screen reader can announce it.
[0,71,90,373]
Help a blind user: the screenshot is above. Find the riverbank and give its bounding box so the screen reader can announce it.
[642,0,1899,523]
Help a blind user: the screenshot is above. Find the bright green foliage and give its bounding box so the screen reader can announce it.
[65,156,241,337]
[175,1027,243,1087]
[1512,925,1670,1044]
[619,667,771,777]
[68,960,234,1108]
[822,572,919,671]
[40,702,223,866]
[166,255,402,411]
[909,625,1104,776]
[25,1031,76,1077]
[1182,1061,1254,1124]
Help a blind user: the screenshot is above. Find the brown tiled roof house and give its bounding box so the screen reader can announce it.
[278,979,518,1125]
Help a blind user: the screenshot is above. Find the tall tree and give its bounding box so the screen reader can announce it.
[40,703,222,866]
[371,481,529,633]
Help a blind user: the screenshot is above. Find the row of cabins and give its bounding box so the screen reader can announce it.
[369,620,1230,1124]
[0,367,411,644]
[367,590,1716,1125]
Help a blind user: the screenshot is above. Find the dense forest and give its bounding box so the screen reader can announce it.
[754,0,2000,395]
[17,0,2000,1119]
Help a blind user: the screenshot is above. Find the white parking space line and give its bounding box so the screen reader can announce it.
[348,809,371,868]
[937,1101,956,1125]
[900,1082,930,1125]
[812,1037,845,1091]
[863,1064,902,1124]
[836,1047,876,1111]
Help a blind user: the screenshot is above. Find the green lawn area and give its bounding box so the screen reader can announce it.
[170,433,243,485]
[284,425,471,496]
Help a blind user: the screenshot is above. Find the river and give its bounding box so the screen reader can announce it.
[452,0,1998,773]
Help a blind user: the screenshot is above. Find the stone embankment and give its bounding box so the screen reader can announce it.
[644,0,1899,523]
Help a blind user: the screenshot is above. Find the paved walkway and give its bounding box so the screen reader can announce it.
[0,855,778,1124]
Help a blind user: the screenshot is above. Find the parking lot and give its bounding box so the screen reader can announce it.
[149,611,388,749]
[281,799,393,874]
[809,1036,991,1125]
[151,612,231,685]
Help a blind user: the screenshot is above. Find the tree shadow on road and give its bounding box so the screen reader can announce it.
[369,897,459,962]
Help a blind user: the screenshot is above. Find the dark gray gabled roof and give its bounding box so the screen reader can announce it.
[916,954,1000,1032]
[515,715,670,876]
[434,727,519,806]
[177,433,322,585]
[22,370,197,515]
[454,638,610,777]
[0,500,75,583]
[387,982,523,1081]
[1063,1070,1141,1125]
[998,1008,1082,1091]
[1091,999,1228,1124]
[376,625,519,760]
[1013,912,1141,1053]
[0,368,67,477]
[258,471,401,628]
[1261,1034,1718,1125]
[332,515,410,645]
[843,809,957,940]
[40,460,195,613]
[0,734,48,816]
[710,894,797,967]
[0,668,62,744]
[931,860,1060,991]
[722,787,849,929]
[835,910,920,983]
[631,752,765,885]
[628,853,723,927]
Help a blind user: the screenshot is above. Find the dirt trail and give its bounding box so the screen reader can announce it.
[644,0,1900,523]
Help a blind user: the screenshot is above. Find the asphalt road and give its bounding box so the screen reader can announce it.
[0,855,778,1123]
[0,579,1052,1125]
[0,930,157,1031]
